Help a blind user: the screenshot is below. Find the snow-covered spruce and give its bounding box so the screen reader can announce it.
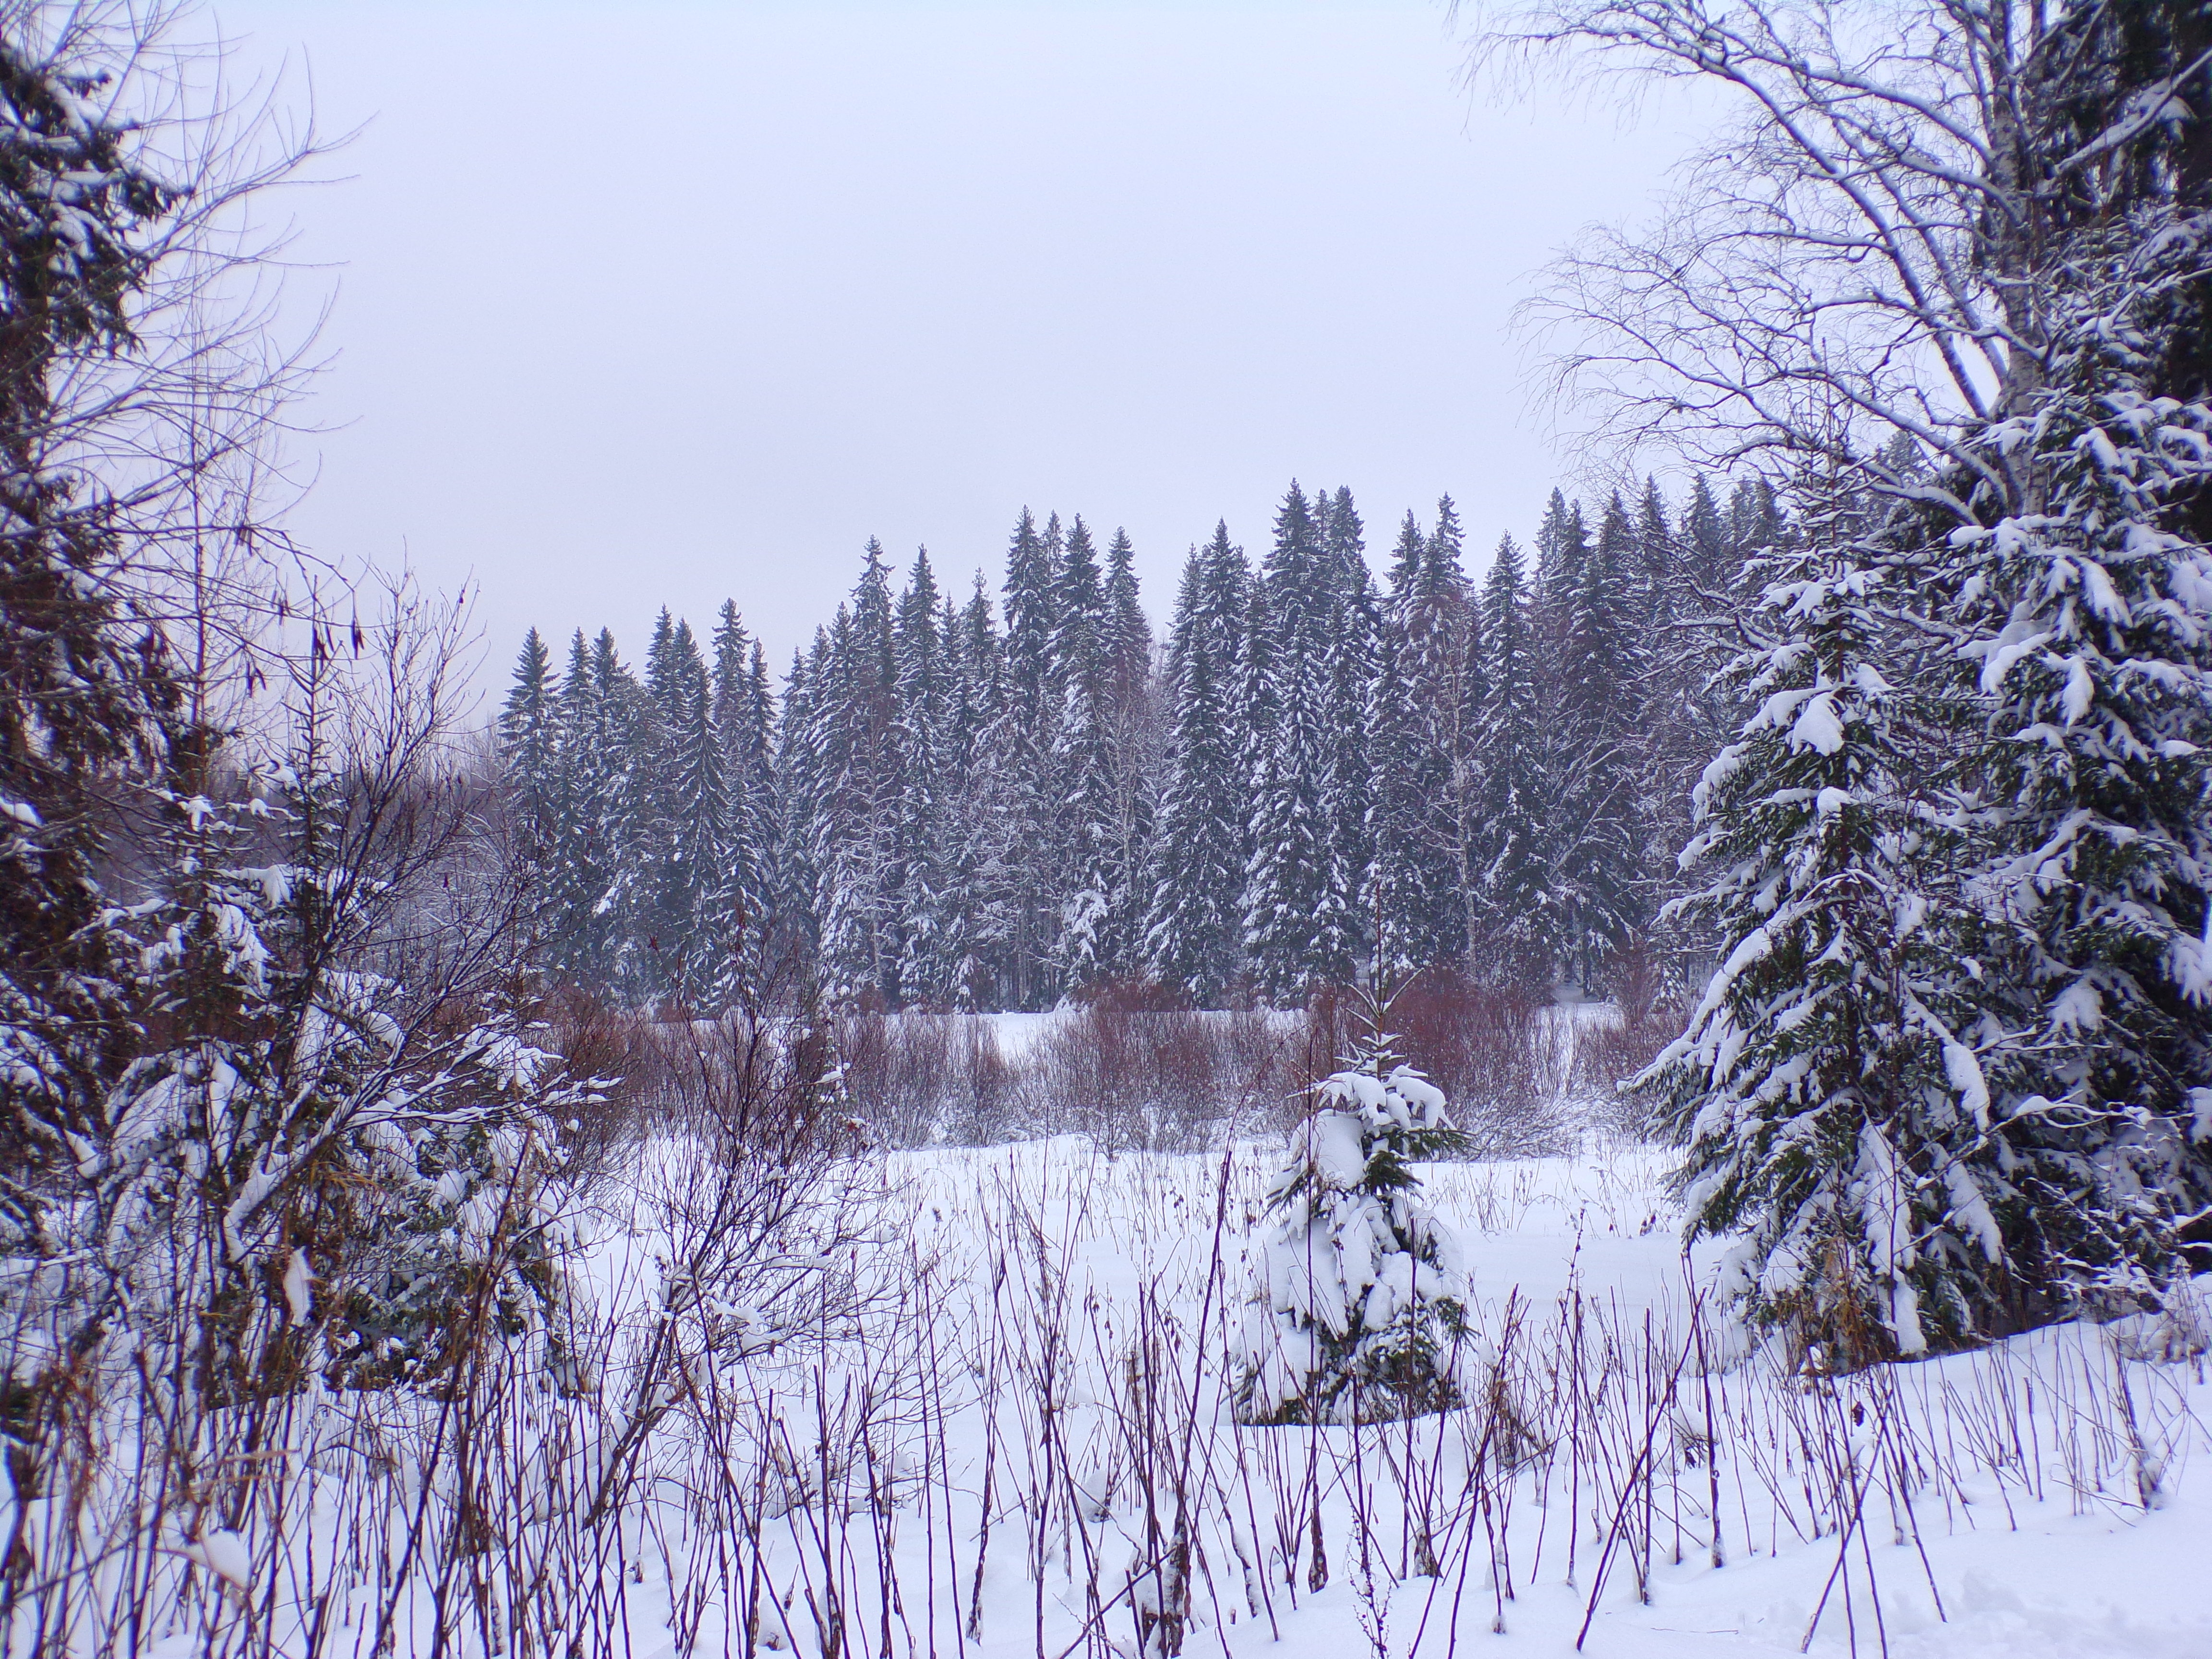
[1236,1037,1481,1424]
[1636,541,2006,1368]
[1927,216,2212,1327]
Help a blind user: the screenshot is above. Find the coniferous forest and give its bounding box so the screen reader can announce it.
[498,478,1787,1012]
[8,2,2212,1651]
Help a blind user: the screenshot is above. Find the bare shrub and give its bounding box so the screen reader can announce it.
[1290,975,1571,1155]
[836,1011,955,1146]
[1013,1006,1307,1151]
[810,1002,1307,1152]
[1382,973,1571,1155]
[539,985,663,1168]
[1571,950,1688,1135]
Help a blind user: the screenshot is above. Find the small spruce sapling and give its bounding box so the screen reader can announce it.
[1237,996,1480,1423]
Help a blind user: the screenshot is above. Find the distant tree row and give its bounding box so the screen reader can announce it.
[497,475,1787,1010]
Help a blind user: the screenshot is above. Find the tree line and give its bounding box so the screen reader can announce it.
[498,477,1789,1011]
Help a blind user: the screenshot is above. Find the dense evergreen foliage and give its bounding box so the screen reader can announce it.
[1615,0,2212,1360]
[501,477,1784,1010]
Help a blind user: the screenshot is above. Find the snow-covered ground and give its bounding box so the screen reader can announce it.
[549,1137,2208,1659]
[65,1130,2206,1658]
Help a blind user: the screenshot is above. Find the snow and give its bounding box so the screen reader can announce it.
[175,1528,252,1591]
[26,1131,2210,1657]
[282,1247,312,1324]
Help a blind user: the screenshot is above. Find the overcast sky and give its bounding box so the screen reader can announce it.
[218,0,1702,692]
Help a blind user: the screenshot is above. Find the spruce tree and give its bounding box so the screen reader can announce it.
[1425,496,1484,966]
[1237,998,1476,1424]
[1322,488,1380,974]
[815,544,903,1006]
[895,549,953,1003]
[1054,516,1118,986]
[998,509,1064,1007]
[776,638,828,969]
[592,627,667,1003]
[498,628,561,881]
[1679,474,1731,598]
[1640,540,1995,1364]
[1367,512,1455,975]
[1923,250,2212,1323]
[667,655,734,1007]
[1244,483,1353,998]
[1471,534,1550,983]
[1146,528,1248,1002]
[950,573,1018,1007]
[0,36,187,1256]
[1101,527,1157,979]
[1549,493,1645,992]
[710,601,773,994]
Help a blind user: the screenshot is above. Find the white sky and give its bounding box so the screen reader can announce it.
[216,0,1703,690]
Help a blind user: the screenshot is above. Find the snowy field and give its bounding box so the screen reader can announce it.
[88,1128,2201,1659]
[661,1141,2211,1659]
